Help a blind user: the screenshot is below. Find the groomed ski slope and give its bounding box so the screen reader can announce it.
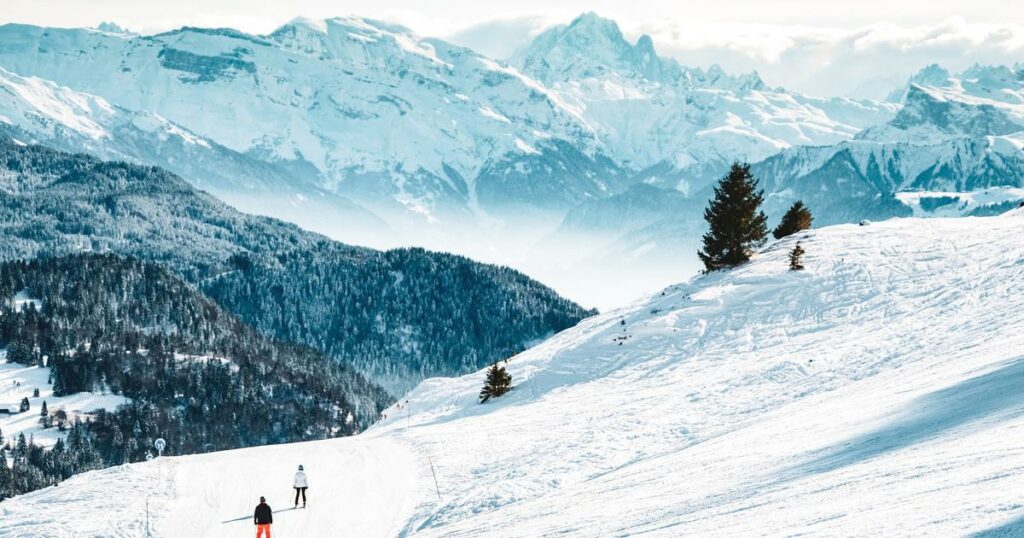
[3,212,1024,536]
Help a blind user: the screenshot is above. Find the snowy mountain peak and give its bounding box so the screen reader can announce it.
[94,21,135,36]
[512,12,681,86]
[268,16,447,66]
[513,13,764,94]
[910,63,953,86]
[864,63,1024,143]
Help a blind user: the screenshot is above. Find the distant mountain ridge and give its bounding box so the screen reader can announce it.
[0,15,895,226]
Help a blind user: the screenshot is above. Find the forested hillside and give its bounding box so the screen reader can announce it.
[0,140,595,394]
[204,246,591,391]
[0,254,390,499]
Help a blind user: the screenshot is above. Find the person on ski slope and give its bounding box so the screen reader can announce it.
[294,464,309,508]
[254,496,273,538]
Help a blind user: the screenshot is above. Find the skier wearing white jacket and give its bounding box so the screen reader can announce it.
[293,465,308,508]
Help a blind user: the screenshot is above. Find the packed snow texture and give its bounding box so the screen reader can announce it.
[3,213,1024,536]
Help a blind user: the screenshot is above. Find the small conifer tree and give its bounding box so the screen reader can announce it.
[39,401,49,428]
[19,398,29,413]
[698,162,768,272]
[789,242,806,271]
[773,201,813,240]
[479,363,512,403]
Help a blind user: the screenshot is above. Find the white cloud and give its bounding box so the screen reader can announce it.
[445,16,555,59]
[640,17,1024,99]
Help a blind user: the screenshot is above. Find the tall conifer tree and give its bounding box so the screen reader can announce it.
[698,163,768,272]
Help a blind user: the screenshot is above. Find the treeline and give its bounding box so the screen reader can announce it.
[0,254,390,499]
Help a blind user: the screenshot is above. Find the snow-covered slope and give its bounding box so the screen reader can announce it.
[4,213,1024,536]
[0,359,127,448]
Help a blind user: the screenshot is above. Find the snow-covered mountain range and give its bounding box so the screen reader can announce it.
[5,211,1024,536]
[0,66,389,246]
[0,14,897,220]
[511,13,898,192]
[0,15,1021,307]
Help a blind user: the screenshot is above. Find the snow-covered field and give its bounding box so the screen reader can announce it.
[896,188,1024,217]
[2,212,1024,536]
[0,359,127,448]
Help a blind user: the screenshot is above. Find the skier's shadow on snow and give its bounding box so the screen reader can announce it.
[221,507,299,524]
[786,357,1024,479]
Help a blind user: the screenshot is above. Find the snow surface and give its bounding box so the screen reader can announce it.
[3,213,1024,536]
[0,359,127,448]
[897,187,1024,217]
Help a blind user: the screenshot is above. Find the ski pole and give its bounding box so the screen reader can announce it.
[428,456,441,500]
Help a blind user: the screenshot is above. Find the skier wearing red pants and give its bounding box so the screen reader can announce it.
[254,496,273,538]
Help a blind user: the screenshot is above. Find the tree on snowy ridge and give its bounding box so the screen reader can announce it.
[773,201,813,240]
[789,243,806,271]
[479,362,512,403]
[698,162,769,272]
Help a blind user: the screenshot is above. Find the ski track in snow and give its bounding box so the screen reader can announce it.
[3,213,1024,536]
[0,435,421,538]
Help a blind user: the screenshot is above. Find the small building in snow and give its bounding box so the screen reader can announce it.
[0,403,22,415]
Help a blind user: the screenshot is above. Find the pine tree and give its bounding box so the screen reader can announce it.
[698,162,768,272]
[0,450,13,501]
[773,200,813,240]
[15,433,27,456]
[479,363,512,403]
[32,388,39,398]
[19,397,29,413]
[789,242,806,271]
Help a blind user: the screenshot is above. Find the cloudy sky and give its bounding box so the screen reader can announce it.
[5,0,1023,99]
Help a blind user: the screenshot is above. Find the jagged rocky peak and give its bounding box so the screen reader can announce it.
[911,64,953,86]
[958,63,1024,100]
[95,21,135,36]
[512,12,680,84]
[886,64,951,103]
[512,12,763,92]
[892,63,1024,104]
